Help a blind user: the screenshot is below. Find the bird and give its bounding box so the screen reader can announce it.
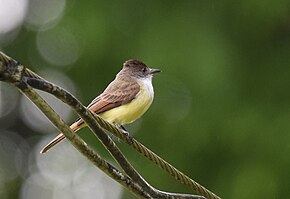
[40,59,160,153]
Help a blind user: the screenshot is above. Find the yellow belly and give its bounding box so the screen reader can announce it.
[99,87,153,125]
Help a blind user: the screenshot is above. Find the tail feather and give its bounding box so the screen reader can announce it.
[40,122,81,154]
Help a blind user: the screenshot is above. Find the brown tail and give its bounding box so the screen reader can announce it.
[40,122,81,154]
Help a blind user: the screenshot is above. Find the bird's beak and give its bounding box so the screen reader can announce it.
[149,68,161,74]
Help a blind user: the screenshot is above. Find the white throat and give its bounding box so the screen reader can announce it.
[137,76,154,97]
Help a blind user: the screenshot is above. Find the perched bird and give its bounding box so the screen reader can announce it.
[40,59,160,153]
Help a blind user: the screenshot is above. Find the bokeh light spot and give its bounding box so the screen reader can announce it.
[20,137,122,199]
[0,130,27,199]
[72,165,122,199]
[0,76,19,118]
[25,0,66,29]
[19,70,76,133]
[36,27,80,67]
[0,0,28,34]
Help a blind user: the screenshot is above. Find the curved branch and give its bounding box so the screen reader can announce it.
[24,71,205,199]
[26,71,218,199]
[0,52,151,198]
[0,51,220,199]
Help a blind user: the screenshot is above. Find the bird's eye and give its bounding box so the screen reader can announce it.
[142,68,147,73]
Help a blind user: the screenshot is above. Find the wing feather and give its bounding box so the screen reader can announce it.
[76,80,140,126]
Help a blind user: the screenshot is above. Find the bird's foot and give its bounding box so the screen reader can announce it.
[119,125,128,132]
[117,125,134,144]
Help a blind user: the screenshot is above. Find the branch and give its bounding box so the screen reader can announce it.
[26,72,218,199]
[0,52,151,199]
[23,70,203,199]
[0,51,221,199]
[1,52,204,199]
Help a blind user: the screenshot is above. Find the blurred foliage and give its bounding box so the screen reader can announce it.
[1,0,290,199]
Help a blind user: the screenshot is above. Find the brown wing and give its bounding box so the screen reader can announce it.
[40,79,140,154]
[76,80,140,126]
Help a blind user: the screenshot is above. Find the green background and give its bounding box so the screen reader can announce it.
[1,1,290,199]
